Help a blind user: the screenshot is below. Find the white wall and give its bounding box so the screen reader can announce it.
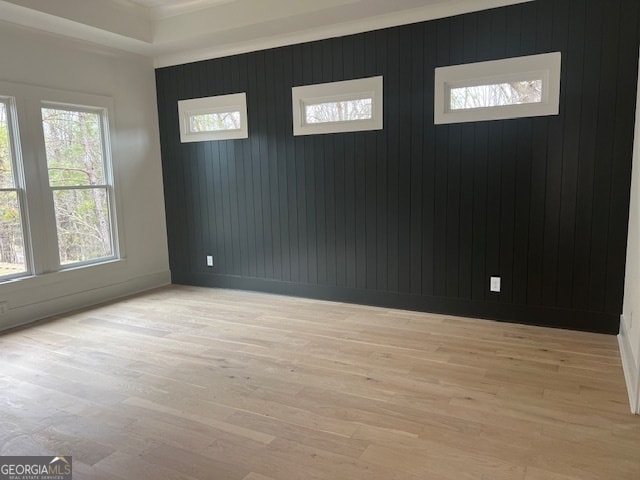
[0,22,170,330]
[620,53,640,415]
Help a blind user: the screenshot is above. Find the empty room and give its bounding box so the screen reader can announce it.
[1,0,640,478]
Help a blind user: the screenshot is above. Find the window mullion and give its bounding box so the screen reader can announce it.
[20,98,61,274]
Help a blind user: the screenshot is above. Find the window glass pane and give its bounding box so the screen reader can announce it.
[304,98,373,124]
[42,108,105,186]
[450,80,543,110]
[0,191,27,277]
[0,102,15,189]
[53,188,112,265]
[189,111,241,132]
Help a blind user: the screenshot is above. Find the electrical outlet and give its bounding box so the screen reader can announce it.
[0,301,8,316]
[490,276,501,293]
[206,255,214,267]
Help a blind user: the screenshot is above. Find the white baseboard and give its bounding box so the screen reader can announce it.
[618,316,640,414]
[0,270,171,332]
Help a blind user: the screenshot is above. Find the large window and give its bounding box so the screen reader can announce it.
[42,105,115,266]
[0,82,120,284]
[0,98,28,280]
[434,52,561,124]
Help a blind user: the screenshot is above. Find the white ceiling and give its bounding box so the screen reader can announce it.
[130,0,237,19]
[0,0,533,68]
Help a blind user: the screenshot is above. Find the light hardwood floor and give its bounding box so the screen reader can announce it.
[1,285,639,479]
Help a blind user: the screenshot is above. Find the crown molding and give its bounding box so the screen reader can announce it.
[154,0,533,68]
[0,0,534,68]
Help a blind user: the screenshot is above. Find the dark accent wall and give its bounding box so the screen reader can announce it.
[156,0,640,334]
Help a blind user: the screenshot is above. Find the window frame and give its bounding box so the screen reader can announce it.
[0,96,32,281]
[41,101,119,269]
[178,92,248,142]
[0,80,122,284]
[434,52,562,124]
[292,76,383,136]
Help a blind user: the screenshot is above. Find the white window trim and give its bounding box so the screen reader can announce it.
[41,101,120,270]
[434,52,561,124]
[292,76,383,136]
[178,92,248,142]
[0,96,32,281]
[0,80,123,281]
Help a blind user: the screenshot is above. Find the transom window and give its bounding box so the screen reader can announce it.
[292,76,383,136]
[435,52,561,124]
[178,92,248,142]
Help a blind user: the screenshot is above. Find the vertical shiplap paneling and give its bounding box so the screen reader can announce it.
[415,22,439,296]
[397,26,413,294]
[330,38,346,288]
[255,51,274,279]
[365,31,379,292]
[470,11,490,303]
[174,65,192,273]
[375,29,389,292]
[245,53,261,277]
[541,0,570,306]
[556,0,586,308]
[490,6,509,304]
[471,117,489,301]
[511,2,537,306]
[274,48,291,282]
[484,7,507,302]
[457,13,477,301]
[526,0,553,305]
[227,61,243,274]
[341,36,356,289]
[265,50,282,281]
[322,40,338,288]
[433,19,450,299]
[571,0,602,310]
[588,1,621,312]
[311,42,327,286]
[301,42,318,285]
[385,28,400,293]
[282,47,299,284]
[409,22,425,296]
[512,118,533,305]
[202,141,217,274]
[196,143,209,274]
[156,0,640,333]
[236,55,256,278]
[485,117,503,302]
[352,33,368,291]
[291,44,308,284]
[498,6,526,304]
[208,140,224,274]
[498,117,518,304]
[446,16,466,299]
[235,136,250,278]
